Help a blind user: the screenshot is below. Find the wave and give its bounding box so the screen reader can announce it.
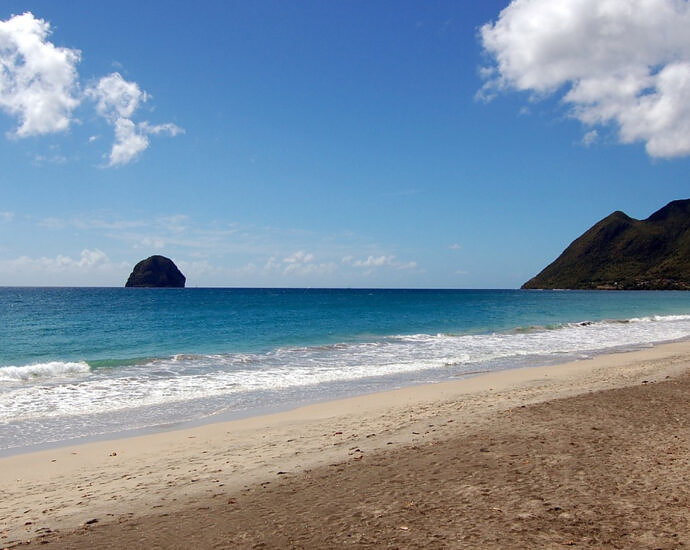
[508,313,690,334]
[0,361,91,382]
[4,311,690,424]
[630,314,690,323]
[4,312,690,384]
[88,357,154,369]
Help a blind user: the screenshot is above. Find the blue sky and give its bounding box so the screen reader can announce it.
[1,0,690,287]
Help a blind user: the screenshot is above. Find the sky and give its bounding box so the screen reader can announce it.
[1,0,690,288]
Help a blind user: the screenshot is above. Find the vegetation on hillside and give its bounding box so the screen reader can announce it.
[522,199,690,290]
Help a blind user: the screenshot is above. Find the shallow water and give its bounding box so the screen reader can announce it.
[3,288,690,452]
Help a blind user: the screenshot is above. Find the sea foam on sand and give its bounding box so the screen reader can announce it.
[1,340,689,546]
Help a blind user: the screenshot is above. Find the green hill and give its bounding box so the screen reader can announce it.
[522,199,690,290]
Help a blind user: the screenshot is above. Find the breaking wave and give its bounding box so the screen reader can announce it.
[0,361,91,382]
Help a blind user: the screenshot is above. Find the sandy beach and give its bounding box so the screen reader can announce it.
[2,341,690,549]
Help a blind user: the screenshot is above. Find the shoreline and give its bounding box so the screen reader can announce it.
[3,337,685,458]
[2,340,690,546]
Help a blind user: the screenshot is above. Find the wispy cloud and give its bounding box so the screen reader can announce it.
[342,255,417,270]
[72,217,149,231]
[479,0,690,158]
[581,129,599,147]
[37,217,66,230]
[21,213,420,285]
[32,153,68,166]
[0,249,129,285]
[265,251,336,276]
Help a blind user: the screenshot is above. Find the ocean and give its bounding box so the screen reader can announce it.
[2,287,690,454]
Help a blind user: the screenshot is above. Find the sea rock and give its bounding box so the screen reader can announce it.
[125,255,186,288]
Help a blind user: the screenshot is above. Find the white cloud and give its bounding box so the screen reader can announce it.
[20,214,422,284]
[449,243,462,250]
[343,255,417,270]
[284,250,315,265]
[157,214,190,234]
[479,0,690,158]
[76,248,108,267]
[0,212,14,223]
[0,12,182,166]
[103,218,238,253]
[88,72,147,121]
[395,260,417,270]
[0,248,121,279]
[109,118,183,167]
[37,214,149,232]
[33,153,67,165]
[263,251,335,276]
[137,236,167,250]
[109,117,149,166]
[353,255,395,267]
[70,216,147,231]
[87,72,183,166]
[139,121,184,137]
[37,216,65,229]
[0,12,81,137]
[582,129,599,147]
[264,256,281,271]
[33,214,197,252]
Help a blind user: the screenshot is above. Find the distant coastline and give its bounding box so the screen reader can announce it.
[523,199,690,290]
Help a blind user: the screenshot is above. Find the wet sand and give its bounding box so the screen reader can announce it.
[2,341,690,549]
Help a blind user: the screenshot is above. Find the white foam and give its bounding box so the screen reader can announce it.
[0,361,90,382]
[630,314,690,322]
[3,313,690,425]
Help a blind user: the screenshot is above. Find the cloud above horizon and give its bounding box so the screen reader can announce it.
[0,12,182,165]
[479,0,690,158]
[0,212,422,285]
[87,72,183,166]
[0,248,128,283]
[342,255,417,270]
[264,251,336,276]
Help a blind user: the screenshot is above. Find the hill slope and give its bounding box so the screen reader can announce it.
[522,199,690,290]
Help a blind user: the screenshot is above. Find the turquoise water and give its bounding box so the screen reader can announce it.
[2,288,690,452]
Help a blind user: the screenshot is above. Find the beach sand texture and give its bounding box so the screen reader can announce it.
[2,341,689,548]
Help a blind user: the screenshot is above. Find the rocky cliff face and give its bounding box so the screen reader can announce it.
[522,199,690,290]
[125,256,186,288]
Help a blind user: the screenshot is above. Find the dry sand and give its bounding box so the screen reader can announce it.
[2,341,690,549]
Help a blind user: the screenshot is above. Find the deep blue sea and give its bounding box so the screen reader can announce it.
[3,287,690,454]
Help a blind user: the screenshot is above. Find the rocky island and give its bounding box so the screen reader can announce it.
[125,255,186,288]
[522,199,690,290]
